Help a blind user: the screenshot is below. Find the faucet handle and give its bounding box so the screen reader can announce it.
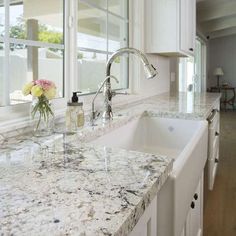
[111,91,129,97]
[90,110,101,126]
[91,110,100,120]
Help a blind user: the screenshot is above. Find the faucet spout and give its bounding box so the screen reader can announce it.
[106,47,157,79]
[92,47,158,124]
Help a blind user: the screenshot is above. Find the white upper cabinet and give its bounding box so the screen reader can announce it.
[145,0,196,57]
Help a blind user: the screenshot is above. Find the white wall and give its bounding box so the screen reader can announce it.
[208,34,236,88]
[129,0,170,96]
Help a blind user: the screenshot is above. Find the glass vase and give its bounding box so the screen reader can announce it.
[30,96,54,137]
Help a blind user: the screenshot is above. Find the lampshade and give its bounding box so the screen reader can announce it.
[214,67,224,76]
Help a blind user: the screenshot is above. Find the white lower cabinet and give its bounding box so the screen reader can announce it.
[207,108,220,190]
[129,195,157,236]
[181,173,203,236]
[129,174,204,236]
[129,173,204,236]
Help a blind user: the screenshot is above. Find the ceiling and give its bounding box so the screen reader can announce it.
[197,0,236,39]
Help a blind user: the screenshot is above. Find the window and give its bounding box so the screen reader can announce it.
[179,38,207,92]
[0,0,65,106]
[76,0,129,93]
[179,56,195,92]
[0,0,129,111]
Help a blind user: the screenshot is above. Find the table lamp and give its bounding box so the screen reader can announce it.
[214,67,224,87]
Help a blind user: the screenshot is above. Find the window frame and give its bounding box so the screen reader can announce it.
[0,0,68,124]
[0,0,130,129]
[0,0,66,106]
[73,0,129,94]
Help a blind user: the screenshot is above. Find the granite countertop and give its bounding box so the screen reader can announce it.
[0,113,173,236]
[0,92,221,236]
[116,92,221,121]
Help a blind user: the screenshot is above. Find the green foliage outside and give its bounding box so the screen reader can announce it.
[77,52,84,59]
[8,16,63,50]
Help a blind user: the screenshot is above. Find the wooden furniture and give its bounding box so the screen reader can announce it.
[145,0,196,57]
[208,86,235,110]
[220,86,235,110]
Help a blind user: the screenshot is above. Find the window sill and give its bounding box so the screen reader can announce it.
[0,92,154,137]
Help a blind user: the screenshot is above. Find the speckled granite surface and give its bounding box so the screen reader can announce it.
[0,92,220,235]
[0,133,172,236]
[121,92,221,121]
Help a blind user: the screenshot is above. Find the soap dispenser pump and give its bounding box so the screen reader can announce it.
[72,92,79,103]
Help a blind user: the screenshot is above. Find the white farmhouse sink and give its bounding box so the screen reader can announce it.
[91,114,208,236]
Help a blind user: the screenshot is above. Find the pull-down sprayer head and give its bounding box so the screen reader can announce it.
[144,64,157,79]
[106,47,157,79]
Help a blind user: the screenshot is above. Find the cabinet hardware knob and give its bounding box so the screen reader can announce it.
[215,132,219,136]
[215,159,219,163]
[191,201,195,209]
[212,109,219,113]
[194,193,198,200]
[189,48,193,51]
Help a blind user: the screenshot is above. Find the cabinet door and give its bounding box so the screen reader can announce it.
[189,174,203,236]
[183,173,203,236]
[180,0,196,55]
[180,0,189,53]
[189,178,202,236]
[187,0,196,53]
[129,195,157,236]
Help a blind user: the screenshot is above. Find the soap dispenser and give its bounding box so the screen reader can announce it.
[66,92,81,132]
[77,100,84,128]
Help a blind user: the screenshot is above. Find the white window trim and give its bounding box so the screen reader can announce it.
[0,0,149,133]
[0,0,68,128]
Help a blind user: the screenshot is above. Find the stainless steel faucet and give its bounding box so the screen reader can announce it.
[102,47,158,122]
[91,75,119,126]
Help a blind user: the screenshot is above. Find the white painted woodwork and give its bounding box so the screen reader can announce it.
[198,1,236,22]
[145,0,196,57]
[202,15,236,33]
[209,27,236,39]
[129,195,157,236]
[181,173,204,236]
[197,0,236,38]
[207,108,220,190]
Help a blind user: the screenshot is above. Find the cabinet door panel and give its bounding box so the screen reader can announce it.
[180,0,188,53]
[189,174,203,236]
[180,0,196,55]
[187,0,196,53]
[129,196,157,236]
[184,173,203,236]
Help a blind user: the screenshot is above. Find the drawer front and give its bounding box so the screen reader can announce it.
[208,112,220,158]
[208,156,219,190]
[208,135,219,160]
[207,108,220,190]
[208,146,219,190]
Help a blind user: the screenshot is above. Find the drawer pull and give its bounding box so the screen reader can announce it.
[194,193,198,200]
[215,159,219,163]
[207,109,218,123]
[191,201,195,209]
[215,132,220,136]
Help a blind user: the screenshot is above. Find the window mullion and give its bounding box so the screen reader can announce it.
[3,0,10,106]
[106,0,108,61]
[67,0,78,97]
[8,38,65,49]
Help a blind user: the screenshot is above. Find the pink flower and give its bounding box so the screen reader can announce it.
[35,79,56,91]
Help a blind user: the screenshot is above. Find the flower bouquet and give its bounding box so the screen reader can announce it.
[22,79,56,136]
